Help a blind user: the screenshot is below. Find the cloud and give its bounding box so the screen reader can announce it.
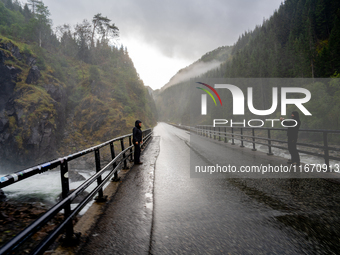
[114,0,281,59]
[43,0,282,60]
[40,0,283,89]
[161,60,222,91]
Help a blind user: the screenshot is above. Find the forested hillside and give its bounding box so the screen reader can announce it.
[222,0,340,78]
[0,0,157,169]
[156,0,340,130]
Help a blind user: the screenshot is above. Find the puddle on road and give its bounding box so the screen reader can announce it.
[145,193,153,210]
[145,202,153,210]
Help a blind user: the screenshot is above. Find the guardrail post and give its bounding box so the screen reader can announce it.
[143,130,147,148]
[94,149,106,201]
[60,160,74,240]
[209,126,212,139]
[121,138,128,169]
[218,127,221,141]
[252,128,256,151]
[110,142,120,182]
[231,128,235,145]
[141,131,145,149]
[129,136,133,161]
[214,127,216,140]
[240,128,244,147]
[267,129,273,155]
[224,127,227,143]
[323,132,330,171]
[0,127,155,254]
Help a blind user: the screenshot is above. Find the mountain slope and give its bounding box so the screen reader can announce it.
[155,0,340,129]
[0,1,157,171]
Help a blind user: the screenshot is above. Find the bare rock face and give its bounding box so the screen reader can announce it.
[9,43,22,60]
[25,66,41,84]
[0,55,20,111]
[0,46,22,168]
[0,41,67,170]
[43,83,67,107]
[26,55,36,66]
[0,41,23,60]
[0,113,8,133]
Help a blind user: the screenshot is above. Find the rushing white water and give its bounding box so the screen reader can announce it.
[3,171,61,203]
[1,169,111,215]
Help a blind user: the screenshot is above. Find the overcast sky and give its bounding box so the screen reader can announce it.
[37,0,283,90]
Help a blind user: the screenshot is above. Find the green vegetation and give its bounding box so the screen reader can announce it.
[0,0,157,162]
[222,0,340,79]
[156,0,340,131]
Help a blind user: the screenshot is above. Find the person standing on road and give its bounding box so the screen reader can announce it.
[133,120,143,165]
[280,111,301,166]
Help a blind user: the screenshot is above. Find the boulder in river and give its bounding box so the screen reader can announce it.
[0,189,6,202]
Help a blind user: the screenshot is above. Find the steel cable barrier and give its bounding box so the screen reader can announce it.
[0,128,153,255]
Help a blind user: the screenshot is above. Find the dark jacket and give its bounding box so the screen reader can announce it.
[283,111,301,140]
[133,120,142,144]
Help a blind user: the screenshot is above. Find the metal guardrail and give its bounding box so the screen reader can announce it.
[0,128,153,255]
[195,125,340,168]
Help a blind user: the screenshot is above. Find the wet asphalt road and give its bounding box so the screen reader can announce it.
[77,136,160,255]
[79,123,340,254]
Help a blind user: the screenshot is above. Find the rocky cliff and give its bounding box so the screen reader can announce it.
[0,39,66,170]
[0,37,157,172]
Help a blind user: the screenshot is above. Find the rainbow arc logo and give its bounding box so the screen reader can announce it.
[196,82,222,115]
[196,82,222,106]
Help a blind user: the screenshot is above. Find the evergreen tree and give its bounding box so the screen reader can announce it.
[91,13,119,47]
[75,19,91,63]
[23,3,32,22]
[328,14,340,74]
[27,0,40,15]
